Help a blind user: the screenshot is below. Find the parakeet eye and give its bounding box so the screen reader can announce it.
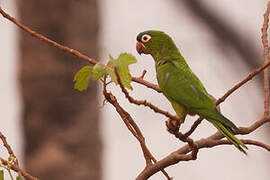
[141,34,151,43]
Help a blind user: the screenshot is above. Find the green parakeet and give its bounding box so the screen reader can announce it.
[136,30,247,154]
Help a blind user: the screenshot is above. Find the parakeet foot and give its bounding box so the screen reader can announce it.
[166,117,180,134]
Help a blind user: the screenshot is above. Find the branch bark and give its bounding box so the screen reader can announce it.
[136,116,270,179]
[262,2,270,116]
[103,80,172,180]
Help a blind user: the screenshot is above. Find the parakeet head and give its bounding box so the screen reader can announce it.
[136,30,179,60]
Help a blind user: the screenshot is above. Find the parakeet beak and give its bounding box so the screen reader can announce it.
[136,41,149,55]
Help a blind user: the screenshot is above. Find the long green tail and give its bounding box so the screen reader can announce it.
[208,119,248,154]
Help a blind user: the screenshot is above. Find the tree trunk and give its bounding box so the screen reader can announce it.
[18,1,101,179]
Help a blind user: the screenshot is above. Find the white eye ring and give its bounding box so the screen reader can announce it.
[141,34,151,43]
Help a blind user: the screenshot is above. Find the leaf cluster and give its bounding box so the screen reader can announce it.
[73,53,137,91]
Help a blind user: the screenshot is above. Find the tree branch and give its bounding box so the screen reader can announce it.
[183,117,204,137]
[0,7,97,66]
[262,2,270,116]
[131,76,161,92]
[136,115,270,179]
[214,139,270,151]
[216,60,270,105]
[0,132,16,160]
[102,81,172,180]
[115,68,181,122]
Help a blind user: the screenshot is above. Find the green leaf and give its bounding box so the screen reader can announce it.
[73,53,137,91]
[93,63,107,80]
[0,170,3,180]
[16,174,23,180]
[106,59,117,84]
[73,66,93,91]
[108,53,137,89]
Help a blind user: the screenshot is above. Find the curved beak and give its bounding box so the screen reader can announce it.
[136,41,149,55]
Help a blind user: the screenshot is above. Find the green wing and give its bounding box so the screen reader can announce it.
[157,60,215,112]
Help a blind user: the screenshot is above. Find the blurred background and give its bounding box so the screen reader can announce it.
[0,0,270,179]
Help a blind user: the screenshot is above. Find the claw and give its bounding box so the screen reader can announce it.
[166,117,180,134]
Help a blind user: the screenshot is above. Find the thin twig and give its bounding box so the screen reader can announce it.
[0,7,97,66]
[0,132,19,167]
[115,68,181,122]
[0,132,16,159]
[131,76,161,92]
[103,87,171,180]
[183,117,204,137]
[139,70,147,79]
[216,60,270,105]
[214,139,270,151]
[262,2,270,116]
[103,76,153,163]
